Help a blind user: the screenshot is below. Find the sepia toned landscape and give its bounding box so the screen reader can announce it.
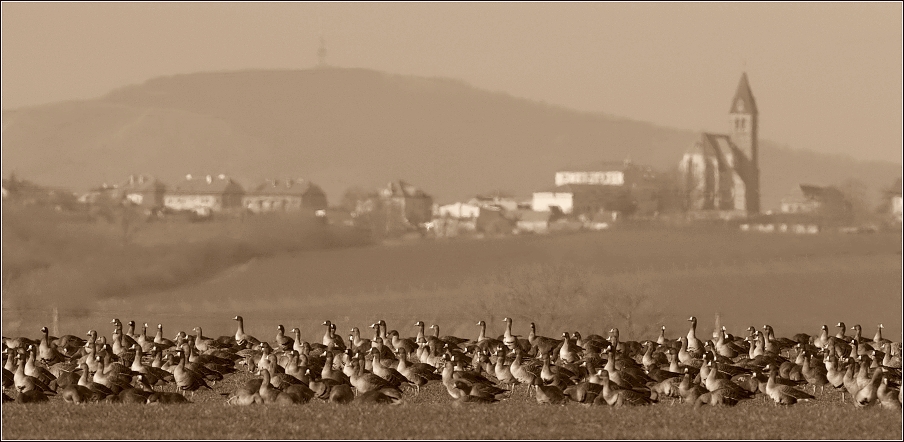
[2,2,902,440]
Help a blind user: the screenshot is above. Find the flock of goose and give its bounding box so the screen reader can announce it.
[2,315,902,410]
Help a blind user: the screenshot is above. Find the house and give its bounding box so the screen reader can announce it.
[163,174,244,214]
[777,184,852,223]
[476,205,515,236]
[892,178,902,224]
[243,178,328,214]
[678,72,761,217]
[114,174,166,209]
[513,210,550,234]
[379,180,434,227]
[554,159,659,217]
[436,202,481,219]
[532,184,624,218]
[354,180,434,234]
[469,194,519,212]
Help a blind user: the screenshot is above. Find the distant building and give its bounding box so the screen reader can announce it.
[163,174,244,214]
[469,194,519,212]
[551,159,658,217]
[513,210,550,234]
[892,178,903,224]
[679,72,761,217]
[113,174,166,208]
[436,202,481,219]
[243,178,327,214]
[780,184,852,221]
[355,180,434,232]
[532,184,632,218]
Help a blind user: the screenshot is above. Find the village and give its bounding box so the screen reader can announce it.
[2,73,902,239]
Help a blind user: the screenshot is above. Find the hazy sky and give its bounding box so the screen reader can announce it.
[2,2,902,163]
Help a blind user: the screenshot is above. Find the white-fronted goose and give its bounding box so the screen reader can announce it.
[233,316,261,347]
[173,349,213,397]
[686,316,703,353]
[764,363,815,405]
[274,325,294,352]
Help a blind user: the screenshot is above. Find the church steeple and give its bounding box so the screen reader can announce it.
[728,71,760,215]
[729,72,758,115]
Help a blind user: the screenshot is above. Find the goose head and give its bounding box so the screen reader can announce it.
[477,321,486,327]
[414,321,424,327]
[40,326,48,334]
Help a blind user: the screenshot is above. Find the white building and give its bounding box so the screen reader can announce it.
[436,202,481,219]
[532,189,574,214]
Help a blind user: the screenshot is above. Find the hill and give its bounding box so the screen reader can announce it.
[1,67,900,208]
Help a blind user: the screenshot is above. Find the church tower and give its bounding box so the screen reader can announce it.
[728,72,760,214]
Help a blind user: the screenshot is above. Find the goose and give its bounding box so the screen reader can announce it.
[448,382,501,406]
[563,380,604,405]
[849,325,871,345]
[151,324,177,349]
[355,387,404,405]
[129,345,174,387]
[110,319,138,348]
[764,363,816,405]
[369,347,411,390]
[540,351,577,387]
[853,367,883,408]
[686,316,703,354]
[394,348,441,394]
[677,337,703,365]
[173,349,213,397]
[465,321,503,354]
[321,321,346,350]
[528,322,562,358]
[534,383,567,405]
[430,324,469,348]
[703,361,755,402]
[37,327,65,364]
[146,391,191,404]
[762,325,797,356]
[593,370,653,407]
[800,352,830,394]
[677,368,707,404]
[387,330,418,355]
[872,324,892,348]
[414,321,428,344]
[349,355,399,395]
[813,325,832,349]
[233,316,261,347]
[492,345,517,389]
[192,327,221,353]
[508,347,540,396]
[256,368,299,404]
[656,325,669,347]
[693,387,740,408]
[16,388,50,403]
[320,351,350,385]
[834,322,847,340]
[92,355,132,393]
[501,317,521,350]
[350,327,371,352]
[877,375,902,410]
[13,353,56,395]
[60,384,102,404]
[274,325,294,352]
[558,332,583,364]
[23,345,57,386]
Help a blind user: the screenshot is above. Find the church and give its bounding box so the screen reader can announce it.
[679,73,761,217]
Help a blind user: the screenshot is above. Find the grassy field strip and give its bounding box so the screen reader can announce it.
[2,380,902,439]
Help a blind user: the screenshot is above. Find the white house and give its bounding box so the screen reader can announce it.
[436,202,481,219]
[532,189,574,214]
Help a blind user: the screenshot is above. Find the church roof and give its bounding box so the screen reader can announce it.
[729,72,758,115]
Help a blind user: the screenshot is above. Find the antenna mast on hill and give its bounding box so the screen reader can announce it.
[318,35,327,67]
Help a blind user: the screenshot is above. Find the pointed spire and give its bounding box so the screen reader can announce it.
[729,72,758,115]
